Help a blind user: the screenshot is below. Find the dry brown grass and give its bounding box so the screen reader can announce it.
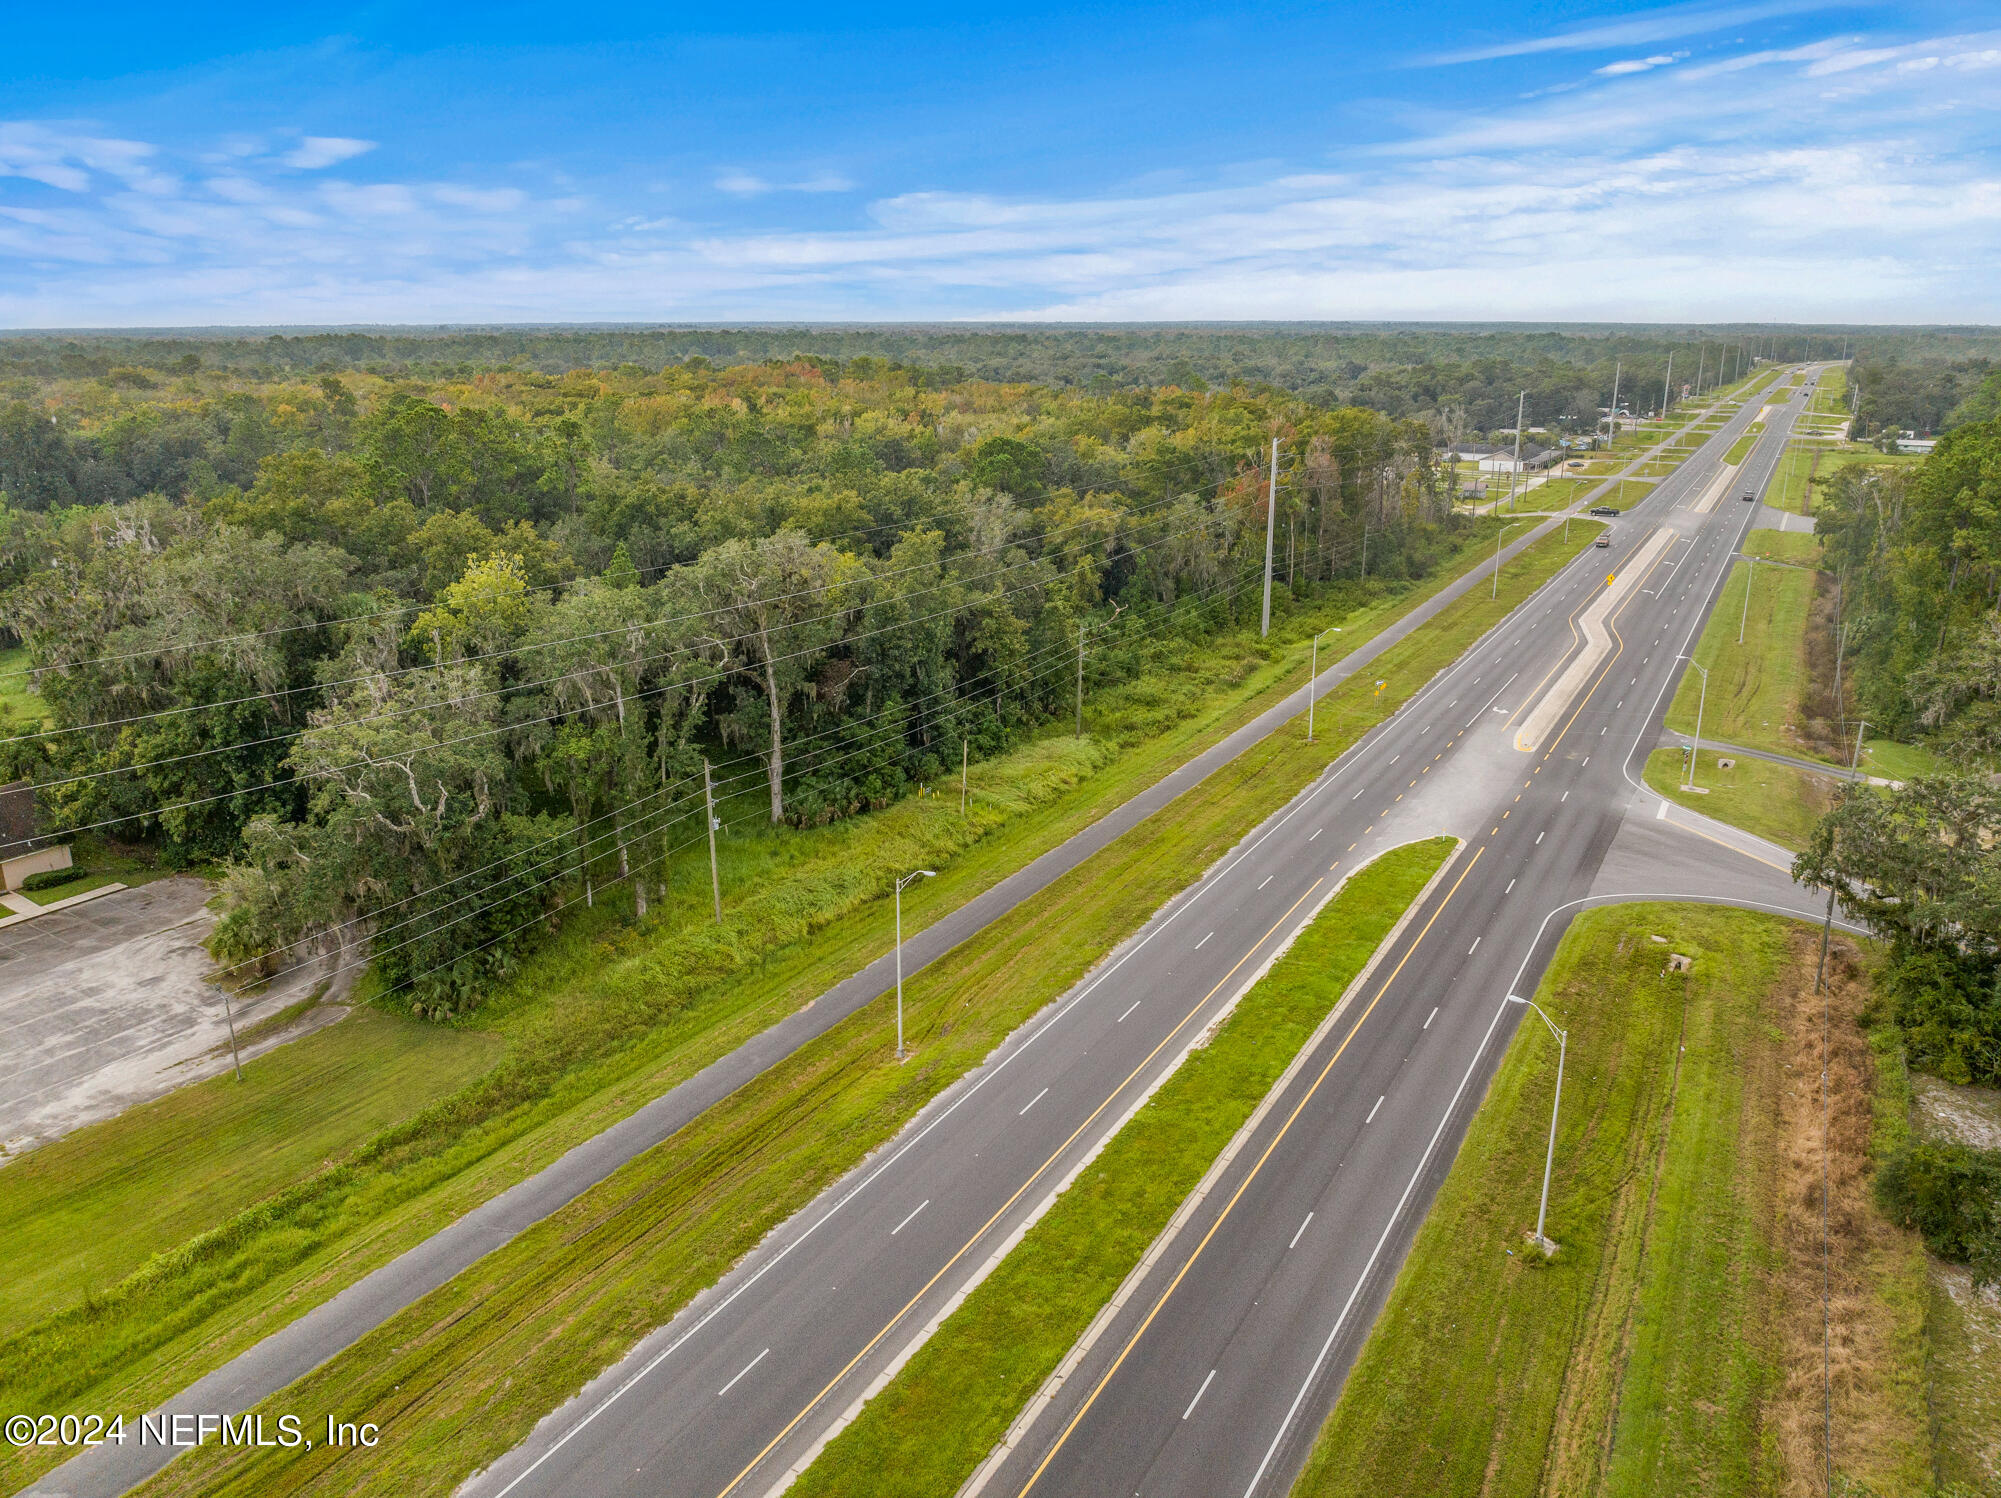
[1768,933,1931,1497]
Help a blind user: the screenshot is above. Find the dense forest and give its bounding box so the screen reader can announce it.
[0,345,1466,1014]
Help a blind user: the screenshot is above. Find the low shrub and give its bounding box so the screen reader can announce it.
[1876,1137,2001,1285]
[19,865,85,893]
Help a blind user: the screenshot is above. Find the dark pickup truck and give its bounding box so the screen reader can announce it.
[1590,505,1620,517]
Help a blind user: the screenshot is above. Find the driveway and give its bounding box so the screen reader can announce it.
[0,877,242,1157]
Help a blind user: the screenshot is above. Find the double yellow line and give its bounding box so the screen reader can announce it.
[1014,846,1485,1495]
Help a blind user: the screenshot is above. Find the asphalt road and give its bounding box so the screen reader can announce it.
[452,377,1849,1498]
[28,390,1723,1498]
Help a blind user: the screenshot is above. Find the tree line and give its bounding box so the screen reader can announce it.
[1,356,1456,1015]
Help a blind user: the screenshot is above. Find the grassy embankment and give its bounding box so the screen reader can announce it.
[0,644,42,736]
[1289,905,1930,1498]
[1724,428,1761,466]
[2,521,1602,1494]
[1665,555,1824,763]
[1641,747,1836,850]
[127,532,1600,1498]
[1740,528,1822,567]
[789,839,1457,1498]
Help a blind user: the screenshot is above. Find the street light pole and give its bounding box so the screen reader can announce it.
[1507,995,1568,1255]
[1678,656,1709,788]
[1307,625,1341,743]
[894,869,937,1060]
[1492,518,1521,600]
[1739,555,1756,644]
[1510,390,1525,512]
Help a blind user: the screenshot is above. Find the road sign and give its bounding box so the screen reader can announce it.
[1606,573,1616,585]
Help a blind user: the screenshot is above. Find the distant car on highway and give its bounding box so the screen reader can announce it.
[1590,505,1619,516]
[1595,535,1612,548]
[1741,491,1756,502]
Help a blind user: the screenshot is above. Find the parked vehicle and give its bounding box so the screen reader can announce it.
[1590,505,1620,516]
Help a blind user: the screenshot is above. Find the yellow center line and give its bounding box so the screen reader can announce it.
[711,879,1330,1498]
[1014,847,1485,1497]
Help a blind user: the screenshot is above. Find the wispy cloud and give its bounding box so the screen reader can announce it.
[281,136,375,170]
[1597,51,1689,76]
[715,170,855,196]
[1423,0,1834,65]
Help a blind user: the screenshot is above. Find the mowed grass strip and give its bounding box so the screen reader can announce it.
[1739,528,1822,567]
[1641,746,1836,851]
[1289,905,1795,1498]
[0,530,1533,1485]
[130,534,1596,1498]
[789,838,1455,1498]
[0,1011,502,1334]
[1665,556,1823,762]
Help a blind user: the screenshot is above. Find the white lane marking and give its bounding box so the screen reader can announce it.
[1657,800,1669,820]
[1258,875,1273,890]
[1352,788,1364,800]
[1366,1095,1385,1123]
[1196,931,1214,950]
[1561,790,1569,802]
[891,1199,931,1236]
[1117,998,1142,1022]
[1467,937,1481,955]
[1389,755,1399,765]
[1018,1088,1049,1118]
[718,1347,769,1396]
[1289,1212,1315,1249]
[1424,1007,1438,1029]
[1184,1368,1218,1421]
[1421,725,1431,734]
[1582,756,1589,766]
[1505,878,1515,893]
[1536,831,1545,844]
[1309,828,1322,842]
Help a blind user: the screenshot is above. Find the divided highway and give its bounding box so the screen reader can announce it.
[459,377,1834,1498]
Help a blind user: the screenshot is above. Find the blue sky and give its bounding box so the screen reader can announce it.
[3,1,1997,326]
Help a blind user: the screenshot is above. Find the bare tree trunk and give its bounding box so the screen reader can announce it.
[763,648,784,824]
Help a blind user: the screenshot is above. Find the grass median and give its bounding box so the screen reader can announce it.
[125,527,1598,1498]
[1288,904,1929,1498]
[1665,556,1822,762]
[787,837,1456,1498]
[1740,528,1821,566]
[1641,745,1836,851]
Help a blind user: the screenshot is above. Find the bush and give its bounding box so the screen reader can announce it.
[1876,1137,2001,1285]
[18,865,85,893]
[1882,948,2001,1086]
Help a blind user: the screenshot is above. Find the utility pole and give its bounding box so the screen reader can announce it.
[1261,437,1279,636]
[703,758,722,923]
[1739,555,1756,644]
[1359,520,1369,584]
[1491,518,1518,599]
[1695,345,1706,400]
[1510,390,1525,511]
[1662,352,1674,419]
[1076,620,1087,737]
[221,986,243,1082]
[961,738,968,816]
[1607,360,1622,449]
[1307,626,1340,744]
[1814,720,1868,994]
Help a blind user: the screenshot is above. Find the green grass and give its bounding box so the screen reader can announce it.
[0,644,43,736]
[1740,528,1822,566]
[0,1010,502,1330]
[1768,443,1821,513]
[1724,431,1759,465]
[1641,746,1837,850]
[1665,557,1825,762]
[16,869,125,905]
[1858,737,1952,782]
[121,534,1600,1498]
[1289,904,1795,1498]
[1,523,1601,1494]
[789,839,1457,1498]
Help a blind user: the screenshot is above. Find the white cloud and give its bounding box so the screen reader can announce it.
[1423,0,1830,65]
[716,170,855,196]
[282,136,375,170]
[1596,52,1689,76]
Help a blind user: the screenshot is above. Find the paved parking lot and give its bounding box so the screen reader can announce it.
[0,877,234,1156]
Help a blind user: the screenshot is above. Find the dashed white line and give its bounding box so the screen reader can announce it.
[1018,1088,1049,1118]
[1424,1006,1438,1029]
[1196,931,1214,950]
[1289,1212,1315,1249]
[718,1348,769,1396]
[1468,937,1481,954]
[1184,1369,1218,1421]
[1536,831,1545,844]
[1309,828,1322,841]
[1366,1095,1385,1124]
[1505,878,1515,893]
[1258,875,1273,890]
